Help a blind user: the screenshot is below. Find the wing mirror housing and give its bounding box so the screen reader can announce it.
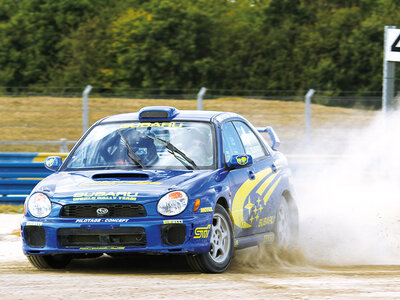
[44,156,62,172]
[226,154,253,170]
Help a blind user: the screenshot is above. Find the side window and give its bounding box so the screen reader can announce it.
[222,122,245,163]
[233,121,267,160]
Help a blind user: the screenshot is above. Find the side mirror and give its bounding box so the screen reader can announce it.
[44,156,62,172]
[226,154,253,170]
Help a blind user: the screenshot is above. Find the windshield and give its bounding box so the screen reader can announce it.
[64,121,215,170]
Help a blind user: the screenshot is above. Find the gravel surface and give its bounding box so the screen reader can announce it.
[1,214,400,299]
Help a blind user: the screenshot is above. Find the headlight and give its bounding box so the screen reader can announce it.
[157,191,188,216]
[27,193,52,218]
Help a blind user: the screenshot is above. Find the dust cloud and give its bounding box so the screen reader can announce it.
[230,245,313,274]
[73,113,400,270]
[295,111,400,265]
[231,111,400,271]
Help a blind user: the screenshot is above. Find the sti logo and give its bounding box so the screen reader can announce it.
[194,225,211,239]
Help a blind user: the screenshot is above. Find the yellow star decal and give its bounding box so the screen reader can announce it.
[250,216,254,223]
[255,215,259,221]
[245,200,254,214]
[254,207,258,214]
[258,206,264,213]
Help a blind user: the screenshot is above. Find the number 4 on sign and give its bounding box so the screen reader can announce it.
[391,33,400,52]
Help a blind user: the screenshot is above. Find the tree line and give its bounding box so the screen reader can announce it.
[0,0,399,107]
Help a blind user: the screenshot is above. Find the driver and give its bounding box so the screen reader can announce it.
[117,128,158,167]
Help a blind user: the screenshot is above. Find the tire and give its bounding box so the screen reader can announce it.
[273,195,297,249]
[186,204,234,273]
[27,254,72,269]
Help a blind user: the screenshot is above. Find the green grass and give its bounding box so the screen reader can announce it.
[0,205,24,214]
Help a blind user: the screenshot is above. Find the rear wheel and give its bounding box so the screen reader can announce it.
[186,204,234,273]
[274,195,296,248]
[27,254,72,269]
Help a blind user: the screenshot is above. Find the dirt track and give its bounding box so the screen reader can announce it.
[1,241,400,299]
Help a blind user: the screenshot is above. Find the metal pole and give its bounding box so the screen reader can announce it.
[59,138,68,153]
[383,26,396,113]
[305,89,315,145]
[82,85,93,133]
[197,87,207,110]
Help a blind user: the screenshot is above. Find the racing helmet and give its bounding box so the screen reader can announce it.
[124,129,158,166]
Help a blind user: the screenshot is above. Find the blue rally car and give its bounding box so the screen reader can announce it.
[21,106,298,273]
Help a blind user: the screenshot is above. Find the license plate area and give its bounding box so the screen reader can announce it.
[57,227,146,248]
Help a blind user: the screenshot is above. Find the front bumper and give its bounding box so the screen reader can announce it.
[21,215,213,255]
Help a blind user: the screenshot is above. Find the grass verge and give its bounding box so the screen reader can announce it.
[0,205,24,214]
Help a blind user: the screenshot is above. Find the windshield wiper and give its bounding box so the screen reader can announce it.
[146,134,198,170]
[117,130,145,168]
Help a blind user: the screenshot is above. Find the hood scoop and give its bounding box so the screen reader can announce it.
[92,173,149,181]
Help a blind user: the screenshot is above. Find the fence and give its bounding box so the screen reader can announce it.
[0,139,76,153]
[0,86,383,103]
[0,153,67,204]
[0,87,388,205]
[0,87,381,154]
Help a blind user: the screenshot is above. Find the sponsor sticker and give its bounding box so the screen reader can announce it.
[75,218,129,223]
[26,221,43,226]
[73,192,138,201]
[200,207,213,213]
[263,233,274,243]
[79,247,125,250]
[236,155,248,165]
[79,181,162,187]
[45,158,55,167]
[257,216,275,227]
[163,220,183,224]
[120,122,183,129]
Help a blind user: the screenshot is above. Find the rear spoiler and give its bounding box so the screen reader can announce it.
[257,126,280,151]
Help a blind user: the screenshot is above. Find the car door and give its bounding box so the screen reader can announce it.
[225,120,280,237]
[221,121,252,238]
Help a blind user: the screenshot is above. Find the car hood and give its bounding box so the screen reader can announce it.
[34,169,216,204]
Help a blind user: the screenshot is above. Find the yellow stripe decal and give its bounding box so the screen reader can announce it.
[263,177,281,205]
[232,168,271,229]
[256,171,278,196]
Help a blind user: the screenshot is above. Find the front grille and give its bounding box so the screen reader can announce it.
[58,227,146,248]
[60,203,146,218]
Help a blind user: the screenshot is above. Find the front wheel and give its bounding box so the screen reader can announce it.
[27,254,72,269]
[186,204,234,273]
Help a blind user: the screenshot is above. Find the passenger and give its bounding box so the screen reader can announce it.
[184,128,213,166]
